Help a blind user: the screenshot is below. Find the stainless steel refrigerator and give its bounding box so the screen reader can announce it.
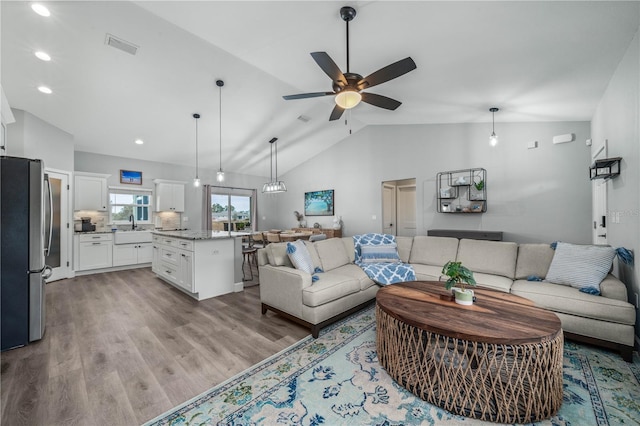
[1,156,52,351]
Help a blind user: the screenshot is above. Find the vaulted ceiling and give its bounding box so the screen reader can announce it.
[2,1,639,177]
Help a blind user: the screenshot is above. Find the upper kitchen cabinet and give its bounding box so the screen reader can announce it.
[154,180,185,212]
[75,172,109,211]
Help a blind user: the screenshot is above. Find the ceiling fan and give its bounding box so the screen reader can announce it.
[283,6,417,121]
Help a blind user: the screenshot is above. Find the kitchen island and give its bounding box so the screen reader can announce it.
[151,230,249,300]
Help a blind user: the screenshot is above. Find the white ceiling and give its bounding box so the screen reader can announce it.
[2,1,639,177]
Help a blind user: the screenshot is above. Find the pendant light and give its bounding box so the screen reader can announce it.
[489,107,499,147]
[262,137,287,193]
[192,113,201,187]
[216,79,225,182]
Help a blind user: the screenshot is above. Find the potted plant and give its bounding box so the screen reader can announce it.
[442,261,477,305]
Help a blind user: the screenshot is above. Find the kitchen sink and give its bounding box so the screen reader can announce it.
[114,230,152,245]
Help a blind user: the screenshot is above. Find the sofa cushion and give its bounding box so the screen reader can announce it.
[303,240,322,270]
[360,244,401,263]
[545,242,616,292]
[456,239,518,279]
[472,272,513,293]
[600,274,629,302]
[287,240,314,274]
[266,243,293,267]
[511,280,635,325]
[515,243,555,279]
[396,237,413,263]
[411,264,443,282]
[302,273,361,307]
[332,264,376,291]
[409,236,459,267]
[342,237,356,263]
[315,238,350,271]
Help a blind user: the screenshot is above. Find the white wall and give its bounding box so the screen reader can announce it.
[276,120,591,244]
[6,109,74,172]
[74,151,271,230]
[591,28,640,344]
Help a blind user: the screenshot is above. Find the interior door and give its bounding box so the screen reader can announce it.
[396,185,417,237]
[45,170,70,282]
[592,142,608,245]
[382,184,396,235]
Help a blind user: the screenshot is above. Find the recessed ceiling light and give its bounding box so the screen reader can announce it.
[134,139,144,145]
[31,3,50,17]
[37,86,52,94]
[35,51,51,61]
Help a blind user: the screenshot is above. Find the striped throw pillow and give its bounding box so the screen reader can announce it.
[286,240,314,274]
[360,244,401,264]
[545,242,616,294]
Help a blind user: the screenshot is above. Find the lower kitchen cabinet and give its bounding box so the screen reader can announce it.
[113,242,153,267]
[75,233,113,271]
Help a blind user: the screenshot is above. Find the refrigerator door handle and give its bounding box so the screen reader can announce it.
[42,265,53,280]
[45,175,53,257]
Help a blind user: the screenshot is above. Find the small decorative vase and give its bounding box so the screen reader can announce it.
[299,220,307,228]
[453,288,474,306]
[332,216,342,230]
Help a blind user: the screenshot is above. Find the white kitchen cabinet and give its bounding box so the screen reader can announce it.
[178,249,194,292]
[75,233,113,270]
[113,242,153,267]
[155,182,185,212]
[75,173,109,211]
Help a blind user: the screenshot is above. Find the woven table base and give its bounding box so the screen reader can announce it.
[376,305,563,423]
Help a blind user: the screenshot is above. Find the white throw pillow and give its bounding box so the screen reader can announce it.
[360,244,401,264]
[287,240,314,274]
[545,242,616,293]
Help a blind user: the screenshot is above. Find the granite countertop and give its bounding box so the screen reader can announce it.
[152,230,251,241]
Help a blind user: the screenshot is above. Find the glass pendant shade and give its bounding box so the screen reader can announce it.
[216,170,225,182]
[193,178,201,187]
[335,90,362,109]
[489,132,498,147]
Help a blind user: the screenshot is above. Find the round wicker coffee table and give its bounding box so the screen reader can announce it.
[376,281,563,423]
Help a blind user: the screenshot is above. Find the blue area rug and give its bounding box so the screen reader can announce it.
[145,306,640,425]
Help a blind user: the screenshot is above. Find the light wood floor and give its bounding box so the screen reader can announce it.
[0,265,308,425]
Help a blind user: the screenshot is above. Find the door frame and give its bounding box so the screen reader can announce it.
[45,168,72,281]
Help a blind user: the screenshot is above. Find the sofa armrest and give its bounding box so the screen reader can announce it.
[600,274,629,302]
[259,264,312,318]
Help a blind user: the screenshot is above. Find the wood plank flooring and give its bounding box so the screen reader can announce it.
[0,265,308,425]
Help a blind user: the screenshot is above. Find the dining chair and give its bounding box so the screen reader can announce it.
[266,232,281,244]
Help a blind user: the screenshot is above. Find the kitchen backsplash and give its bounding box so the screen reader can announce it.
[74,211,183,231]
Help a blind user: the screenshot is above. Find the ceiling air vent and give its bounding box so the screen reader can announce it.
[105,33,138,56]
[297,115,310,123]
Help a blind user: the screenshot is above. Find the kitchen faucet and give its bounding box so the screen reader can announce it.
[129,214,136,230]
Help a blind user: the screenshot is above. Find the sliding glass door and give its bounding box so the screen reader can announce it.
[211,192,253,232]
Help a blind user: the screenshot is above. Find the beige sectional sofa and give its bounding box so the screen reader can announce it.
[258,235,636,361]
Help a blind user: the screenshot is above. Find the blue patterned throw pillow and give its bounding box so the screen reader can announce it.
[360,244,401,264]
[287,240,314,274]
[545,242,616,294]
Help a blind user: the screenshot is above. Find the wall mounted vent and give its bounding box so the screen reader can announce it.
[105,34,138,56]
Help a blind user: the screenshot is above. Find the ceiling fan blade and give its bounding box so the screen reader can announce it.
[329,104,345,121]
[357,57,417,90]
[311,52,347,86]
[283,91,335,100]
[360,92,402,110]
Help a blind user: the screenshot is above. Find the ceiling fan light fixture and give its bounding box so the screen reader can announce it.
[335,90,361,109]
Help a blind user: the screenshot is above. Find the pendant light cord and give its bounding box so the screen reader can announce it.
[219,84,222,171]
[195,116,199,177]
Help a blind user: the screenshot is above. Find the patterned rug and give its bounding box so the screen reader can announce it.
[145,307,640,426]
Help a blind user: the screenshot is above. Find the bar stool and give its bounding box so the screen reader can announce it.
[242,246,258,281]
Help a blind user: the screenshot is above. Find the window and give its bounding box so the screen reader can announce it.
[109,189,152,224]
